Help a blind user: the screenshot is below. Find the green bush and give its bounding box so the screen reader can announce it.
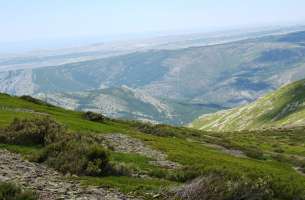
[34,137,110,176]
[3,117,65,146]
[0,182,37,200]
[274,147,285,153]
[271,154,288,163]
[0,130,7,143]
[147,166,201,182]
[106,162,133,176]
[135,123,202,138]
[171,174,273,200]
[135,123,176,137]
[168,167,201,182]
[242,146,265,160]
[0,93,10,97]
[84,111,107,123]
[2,117,118,177]
[19,95,54,107]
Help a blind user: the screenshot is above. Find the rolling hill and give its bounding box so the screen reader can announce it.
[1,93,305,199]
[190,79,305,131]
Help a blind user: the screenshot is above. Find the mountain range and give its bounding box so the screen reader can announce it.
[1,28,305,124]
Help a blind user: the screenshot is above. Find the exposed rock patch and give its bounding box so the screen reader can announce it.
[0,149,139,200]
[101,133,181,169]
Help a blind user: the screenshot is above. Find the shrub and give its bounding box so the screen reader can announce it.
[134,122,203,138]
[3,117,65,146]
[171,174,273,200]
[242,146,265,160]
[147,166,202,182]
[2,117,115,177]
[271,154,288,163]
[106,162,133,176]
[167,167,201,182]
[0,129,7,143]
[0,182,37,200]
[84,111,107,123]
[147,168,168,179]
[135,123,176,137]
[274,147,285,153]
[0,93,10,97]
[19,95,54,107]
[34,136,110,176]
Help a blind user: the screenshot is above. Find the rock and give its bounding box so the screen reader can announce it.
[101,133,181,169]
[0,149,140,200]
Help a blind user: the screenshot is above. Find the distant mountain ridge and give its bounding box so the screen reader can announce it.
[190,79,305,131]
[2,30,305,101]
[1,29,305,124]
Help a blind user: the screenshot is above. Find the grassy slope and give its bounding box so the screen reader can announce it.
[191,79,305,131]
[1,93,305,198]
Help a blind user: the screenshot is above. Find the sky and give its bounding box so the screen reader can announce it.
[1,0,305,46]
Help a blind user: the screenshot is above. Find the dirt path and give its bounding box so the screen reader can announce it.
[0,149,139,200]
[101,133,181,169]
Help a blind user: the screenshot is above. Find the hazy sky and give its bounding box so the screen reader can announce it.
[1,0,305,43]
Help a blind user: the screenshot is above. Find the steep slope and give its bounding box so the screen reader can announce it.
[190,79,305,131]
[33,86,221,125]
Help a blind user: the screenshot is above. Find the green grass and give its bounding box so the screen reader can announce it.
[191,79,305,131]
[0,144,42,156]
[0,182,37,200]
[79,176,177,198]
[1,93,305,199]
[110,152,161,173]
[0,94,129,133]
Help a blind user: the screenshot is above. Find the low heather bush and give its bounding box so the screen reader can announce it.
[171,174,273,200]
[34,137,110,176]
[0,182,37,200]
[20,95,54,107]
[3,117,65,146]
[84,111,107,123]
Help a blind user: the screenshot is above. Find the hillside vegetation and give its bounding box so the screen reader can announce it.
[0,182,37,200]
[191,79,305,131]
[1,93,305,199]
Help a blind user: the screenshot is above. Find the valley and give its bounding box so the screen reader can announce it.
[1,28,305,124]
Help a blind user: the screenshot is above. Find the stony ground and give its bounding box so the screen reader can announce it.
[101,133,181,169]
[0,149,140,200]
